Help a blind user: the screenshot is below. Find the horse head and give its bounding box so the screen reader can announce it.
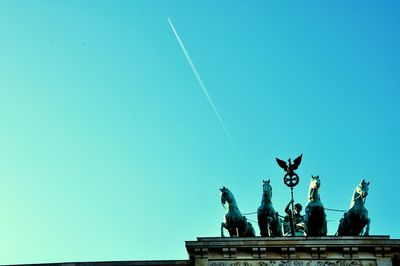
[356,179,370,199]
[262,179,272,199]
[310,175,320,189]
[308,175,321,202]
[220,186,235,208]
[220,186,228,206]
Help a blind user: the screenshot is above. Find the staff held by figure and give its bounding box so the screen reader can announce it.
[276,154,303,236]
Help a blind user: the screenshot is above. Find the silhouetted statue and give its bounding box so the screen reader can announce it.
[336,180,371,236]
[304,175,327,236]
[257,180,282,237]
[220,187,255,237]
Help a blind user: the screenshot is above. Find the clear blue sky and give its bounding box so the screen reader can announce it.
[0,1,399,264]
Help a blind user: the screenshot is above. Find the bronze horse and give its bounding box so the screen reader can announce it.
[336,180,371,236]
[257,180,282,237]
[304,175,327,236]
[220,187,255,237]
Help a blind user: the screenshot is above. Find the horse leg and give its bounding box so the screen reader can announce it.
[322,215,328,236]
[270,220,278,237]
[303,217,309,236]
[266,217,275,236]
[260,227,267,237]
[258,214,267,237]
[226,225,237,237]
[221,222,227,237]
[248,222,256,237]
[336,217,344,236]
[363,218,370,236]
[303,208,309,235]
[336,212,348,236]
[273,213,283,237]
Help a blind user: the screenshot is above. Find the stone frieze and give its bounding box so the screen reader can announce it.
[209,260,376,266]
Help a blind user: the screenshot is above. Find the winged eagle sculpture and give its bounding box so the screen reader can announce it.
[276,154,303,176]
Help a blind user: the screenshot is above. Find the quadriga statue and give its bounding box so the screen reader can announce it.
[220,187,255,237]
[257,180,282,237]
[336,179,371,236]
[304,175,327,236]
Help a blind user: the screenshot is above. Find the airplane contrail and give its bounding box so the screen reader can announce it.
[167,17,240,154]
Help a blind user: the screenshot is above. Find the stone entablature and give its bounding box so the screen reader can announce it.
[208,260,379,266]
[6,236,399,266]
[6,260,191,266]
[185,237,400,266]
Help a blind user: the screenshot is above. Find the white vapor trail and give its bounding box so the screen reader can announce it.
[167,17,240,154]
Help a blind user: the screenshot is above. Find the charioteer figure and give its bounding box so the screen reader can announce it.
[283,199,305,236]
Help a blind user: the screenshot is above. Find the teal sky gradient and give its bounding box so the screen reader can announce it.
[0,1,399,264]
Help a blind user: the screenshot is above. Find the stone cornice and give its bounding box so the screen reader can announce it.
[185,236,400,263]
